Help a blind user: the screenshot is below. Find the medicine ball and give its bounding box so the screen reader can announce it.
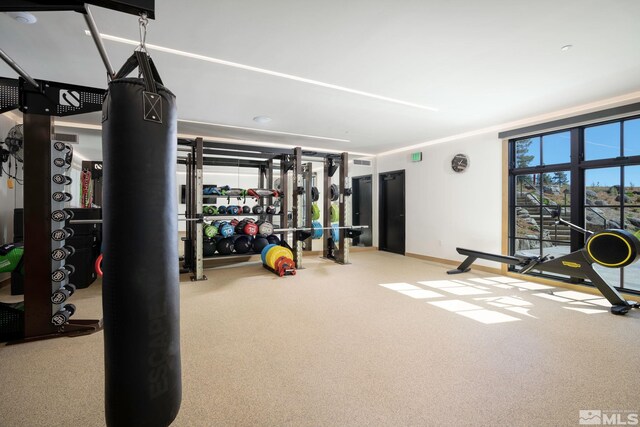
[242,205,251,214]
[216,237,234,255]
[210,206,219,215]
[235,220,247,235]
[219,223,234,238]
[234,235,252,254]
[258,221,273,236]
[218,205,227,215]
[266,235,280,245]
[203,239,216,256]
[228,205,240,215]
[266,205,277,214]
[243,222,258,236]
[252,205,264,214]
[330,184,339,201]
[311,186,319,202]
[253,236,269,253]
[204,224,218,238]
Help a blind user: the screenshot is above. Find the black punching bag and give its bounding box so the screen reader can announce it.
[102,51,181,426]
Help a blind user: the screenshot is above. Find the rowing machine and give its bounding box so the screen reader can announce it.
[447,215,640,315]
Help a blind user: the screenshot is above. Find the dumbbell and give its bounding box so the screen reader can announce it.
[51,227,74,242]
[51,245,75,262]
[51,284,76,304]
[53,141,71,152]
[52,174,72,185]
[51,304,76,326]
[53,157,71,169]
[51,265,75,283]
[51,209,74,223]
[52,191,72,203]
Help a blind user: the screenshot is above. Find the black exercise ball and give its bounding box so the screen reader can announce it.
[217,237,234,255]
[203,239,216,257]
[266,235,280,245]
[242,205,250,214]
[252,236,269,253]
[234,235,252,254]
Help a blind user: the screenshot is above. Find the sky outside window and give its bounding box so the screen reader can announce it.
[624,118,640,157]
[585,122,620,161]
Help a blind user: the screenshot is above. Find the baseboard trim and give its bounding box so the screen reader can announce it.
[405,252,503,275]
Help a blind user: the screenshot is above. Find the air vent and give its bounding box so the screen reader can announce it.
[52,132,79,144]
[354,159,371,166]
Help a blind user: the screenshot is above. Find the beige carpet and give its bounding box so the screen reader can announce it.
[1,251,639,426]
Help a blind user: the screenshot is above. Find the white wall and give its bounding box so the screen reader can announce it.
[376,133,503,268]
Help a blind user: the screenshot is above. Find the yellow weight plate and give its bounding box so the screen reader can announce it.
[267,246,293,269]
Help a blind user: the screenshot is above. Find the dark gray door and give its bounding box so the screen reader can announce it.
[352,175,372,246]
[379,170,405,255]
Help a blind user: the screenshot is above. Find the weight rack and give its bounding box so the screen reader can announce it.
[179,140,356,279]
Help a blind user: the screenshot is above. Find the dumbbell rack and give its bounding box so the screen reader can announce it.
[16,113,101,343]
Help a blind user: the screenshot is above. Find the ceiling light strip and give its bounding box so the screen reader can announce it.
[180,119,349,142]
[86,31,438,112]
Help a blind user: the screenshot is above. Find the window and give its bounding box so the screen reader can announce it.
[509,115,640,293]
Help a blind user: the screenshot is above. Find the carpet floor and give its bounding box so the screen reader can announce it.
[1,251,639,426]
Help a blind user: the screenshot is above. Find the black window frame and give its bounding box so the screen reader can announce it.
[508,114,640,293]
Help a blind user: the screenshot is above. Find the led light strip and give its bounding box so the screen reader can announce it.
[85,31,438,112]
[180,119,349,142]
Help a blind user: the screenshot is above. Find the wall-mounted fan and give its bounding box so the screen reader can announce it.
[3,124,24,163]
[1,124,24,180]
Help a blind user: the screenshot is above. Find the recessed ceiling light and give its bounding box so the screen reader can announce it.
[560,45,573,52]
[253,116,272,124]
[6,12,37,24]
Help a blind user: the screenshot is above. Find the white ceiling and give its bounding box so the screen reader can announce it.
[1,0,640,158]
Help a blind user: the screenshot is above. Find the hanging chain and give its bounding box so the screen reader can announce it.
[137,12,148,52]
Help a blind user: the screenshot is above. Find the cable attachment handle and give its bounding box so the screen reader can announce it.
[137,12,149,52]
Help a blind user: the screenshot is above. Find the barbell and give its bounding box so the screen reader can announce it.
[69,218,368,233]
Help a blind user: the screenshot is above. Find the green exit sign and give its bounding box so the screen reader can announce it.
[411,152,422,162]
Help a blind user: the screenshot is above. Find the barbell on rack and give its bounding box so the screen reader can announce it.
[68,218,368,233]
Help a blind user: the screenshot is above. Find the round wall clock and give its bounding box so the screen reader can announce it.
[451,153,469,173]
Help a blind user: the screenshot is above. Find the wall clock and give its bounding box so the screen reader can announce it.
[451,153,469,173]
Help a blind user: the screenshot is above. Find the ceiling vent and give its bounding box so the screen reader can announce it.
[53,132,79,144]
[354,159,371,166]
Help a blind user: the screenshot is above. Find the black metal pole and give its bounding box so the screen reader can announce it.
[0,48,40,90]
[82,4,116,80]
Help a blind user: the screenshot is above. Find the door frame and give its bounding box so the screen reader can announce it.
[378,169,405,255]
[352,174,373,247]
